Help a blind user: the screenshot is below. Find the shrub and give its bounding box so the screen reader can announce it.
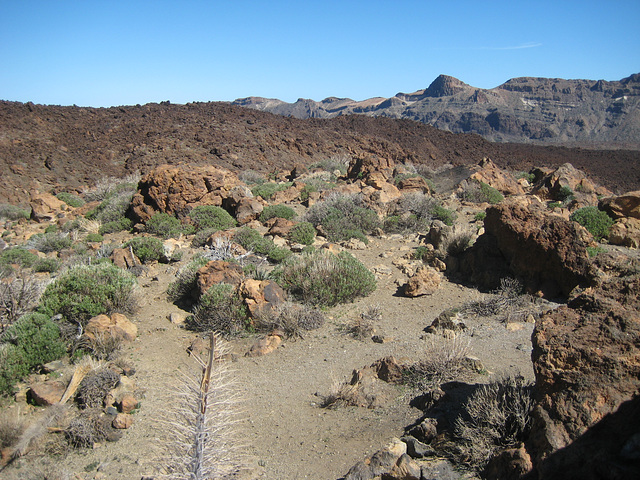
[474,211,487,222]
[393,173,422,185]
[3,313,67,368]
[0,270,44,327]
[233,227,290,263]
[145,212,192,239]
[124,236,165,263]
[32,258,60,273]
[557,185,575,202]
[548,201,562,210]
[86,187,136,224]
[289,222,316,245]
[85,233,104,243]
[587,246,606,257]
[275,250,376,307]
[98,217,133,235]
[454,375,534,469]
[384,193,441,233]
[26,231,73,253]
[189,205,236,231]
[300,184,318,202]
[570,206,614,241]
[0,204,30,221]
[45,224,58,234]
[259,205,297,222]
[305,193,379,242]
[38,263,138,326]
[310,155,350,175]
[239,169,266,185]
[0,248,38,269]
[186,283,249,335]
[76,368,120,409]
[56,192,85,208]
[346,305,381,340]
[433,205,457,226]
[251,182,293,200]
[460,181,504,205]
[66,409,113,448]
[84,173,140,202]
[254,302,325,339]
[0,345,30,396]
[266,246,292,264]
[167,256,209,305]
[191,227,220,247]
[515,171,536,183]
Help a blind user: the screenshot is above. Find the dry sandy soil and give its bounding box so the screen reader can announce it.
[2,231,538,480]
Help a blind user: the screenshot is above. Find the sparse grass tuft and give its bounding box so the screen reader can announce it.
[254,302,325,339]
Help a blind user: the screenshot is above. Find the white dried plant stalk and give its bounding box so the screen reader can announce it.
[158,334,244,480]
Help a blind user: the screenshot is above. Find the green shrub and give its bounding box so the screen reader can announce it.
[587,246,606,257]
[433,205,457,226]
[186,283,249,335]
[188,205,236,231]
[557,186,575,202]
[393,173,422,185]
[190,227,219,248]
[26,231,73,253]
[238,169,266,185]
[474,211,487,222]
[515,172,536,183]
[460,181,504,204]
[0,345,30,396]
[86,187,136,224]
[300,184,318,202]
[548,201,562,210]
[289,222,316,245]
[233,227,289,262]
[167,256,209,305]
[570,206,614,241]
[145,212,193,239]
[98,217,133,235]
[259,205,297,223]
[251,182,293,200]
[267,246,292,264]
[310,155,349,175]
[275,251,376,307]
[32,258,60,273]
[413,246,431,260]
[305,194,380,243]
[85,233,104,243]
[45,224,58,234]
[0,204,30,221]
[124,236,165,263]
[38,263,137,326]
[480,183,504,204]
[0,248,38,269]
[384,193,443,233]
[56,192,85,208]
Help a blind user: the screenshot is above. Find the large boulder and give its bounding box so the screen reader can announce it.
[608,217,640,248]
[403,266,441,297]
[84,313,138,342]
[470,158,525,196]
[196,260,244,297]
[347,155,395,183]
[599,190,640,220]
[29,192,65,222]
[239,279,286,317]
[130,164,243,222]
[528,253,640,479]
[464,197,595,296]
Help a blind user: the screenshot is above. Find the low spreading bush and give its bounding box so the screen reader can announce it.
[557,185,575,202]
[474,211,487,222]
[251,182,293,200]
[0,270,44,327]
[259,205,297,223]
[384,193,450,233]
[38,263,138,326]
[238,169,266,185]
[0,248,38,269]
[310,154,350,175]
[454,375,534,469]
[26,231,73,253]
[124,236,165,263]
[0,204,30,221]
[0,313,67,396]
[433,205,457,226]
[275,250,376,307]
[86,186,136,224]
[305,193,379,242]
[56,192,85,208]
[188,205,236,232]
[233,227,291,263]
[288,222,316,245]
[254,302,325,339]
[570,206,614,241]
[85,233,104,243]
[186,283,249,335]
[145,212,193,239]
[167,256,209,305]
[32,258,60,273]
[84,173,140,202]
[98,217,133,235]
[459,181,504,205]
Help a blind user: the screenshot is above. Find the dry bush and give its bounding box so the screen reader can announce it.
[319,379,368,409]
[0,410,25,450]
[8,404,68,461]
[85,331,124,361]
[461,278,537,322]
[254,302,325,339]
[76,368,120,409]
[0,270,45,331]
[65,408,112,448]
[442,226,476,256]
[404,333,472,392]
[158,335,244,479]
[346,305,381,340]
[454,374,534,470]
[20,461,72,480]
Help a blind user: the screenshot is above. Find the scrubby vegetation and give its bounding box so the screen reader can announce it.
[288,222,316,245]
[233,227,291,263]
[145,212,193,238]
[459,181,504,204]
[274,250,376,307]
[189,205,237,231]
[305,193,379,243]
[251,182,293,200]
[124,236,166,263]
[56,192,85,208]
[259,204,297,222]
[186,283,249,335]
[570,206,614,241]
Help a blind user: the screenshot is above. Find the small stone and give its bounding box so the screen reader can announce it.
[119,394,138,413]
[505,322,525,332]
[402,436,436,459]
[372,335,393,344]
[169,312,187,325]
[112,413,134,429]
[245,335,282,357]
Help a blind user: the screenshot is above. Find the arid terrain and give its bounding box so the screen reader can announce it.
[0,101,639,480]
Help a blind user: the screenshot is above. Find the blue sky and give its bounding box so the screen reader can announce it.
[1,0,639,107]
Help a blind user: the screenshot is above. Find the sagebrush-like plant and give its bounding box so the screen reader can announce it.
[0,270,45,327]
[167,256,210,305]
[254,302,325,339]
[56,192,85,208]
[124,236,166,263]
[288,222,316,245]
[146,212,194,239]
[454,375,534,470]
[304,193,379,243]
[38,263,138,326]
[187,284,249,336]
[570,206,614,241]
[189,205,236,232]
[275,250,376,307]
[259,204,296,222]
[26,231,73,253]
[251,182,293,200]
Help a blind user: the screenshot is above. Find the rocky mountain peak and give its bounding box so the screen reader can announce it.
[423,74,470,97]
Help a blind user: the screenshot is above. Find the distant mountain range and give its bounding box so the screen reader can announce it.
[233,73,640,149]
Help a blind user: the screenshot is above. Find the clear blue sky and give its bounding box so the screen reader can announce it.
[1,0,639,107]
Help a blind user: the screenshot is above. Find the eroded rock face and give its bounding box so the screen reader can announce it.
[470,158,525,196]
[474,197,595,296]
[528,252,640,479]
[29,192,65,223]
[84,313,138,342]
[531,162,604,204]
[196,260,244,297]
[130,164,242,222]
[600,190,640,220]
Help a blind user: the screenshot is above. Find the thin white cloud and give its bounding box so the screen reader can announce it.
[478,42,543,51]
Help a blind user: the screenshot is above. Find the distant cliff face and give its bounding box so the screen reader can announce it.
[233,74,640,149]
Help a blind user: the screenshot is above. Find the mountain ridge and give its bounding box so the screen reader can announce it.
[232,73,640,149]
